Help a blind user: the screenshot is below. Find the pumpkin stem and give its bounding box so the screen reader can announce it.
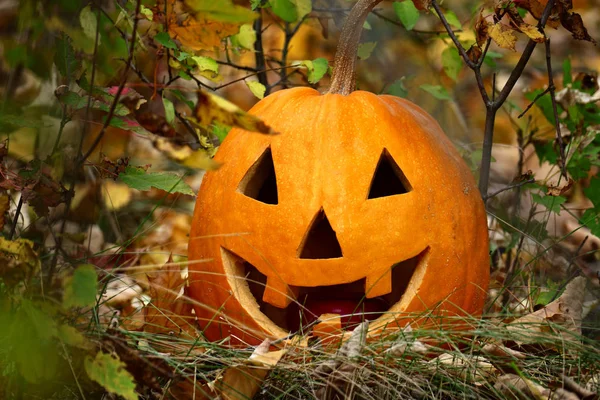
[328,0,383,95]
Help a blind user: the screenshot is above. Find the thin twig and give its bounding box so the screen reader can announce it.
[80,0,143,162]
[254,12,270,94]
[543,36,568,179]
[517,87,551,118]
[484,178,535,201]
[9,196,23,240]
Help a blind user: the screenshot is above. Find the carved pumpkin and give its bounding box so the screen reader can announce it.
[188,0,489,346]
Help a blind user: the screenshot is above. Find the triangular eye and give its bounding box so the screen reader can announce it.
[298,209,343,259]
[238,147,278,205]
[368,149,411,199]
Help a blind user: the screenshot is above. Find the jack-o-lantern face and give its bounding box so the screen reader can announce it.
[188,88,489,346]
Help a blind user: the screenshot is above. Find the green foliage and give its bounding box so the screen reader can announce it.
[358,42,377,60]
[393,1,420,31]
[443,11,462,30]
[531,193,566,214]
[54,33,81,80]
[85,352,138,400]
[63,265,99,309]
[419,84,451,100]
[269,0,311,22]
[246,80,267,99]
[441,47,462,81]
[185,0,258,22]
[386,78,409,98]
[118,166,194,196]
[300,58,329,84]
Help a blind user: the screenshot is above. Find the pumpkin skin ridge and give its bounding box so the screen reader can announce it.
[188,87,490,345]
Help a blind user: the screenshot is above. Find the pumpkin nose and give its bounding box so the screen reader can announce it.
[298,208,343,259]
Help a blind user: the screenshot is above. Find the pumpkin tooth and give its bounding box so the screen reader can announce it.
[365,269,393,298]
[262,278,298,308]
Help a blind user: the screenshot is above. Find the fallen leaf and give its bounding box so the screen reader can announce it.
[429,353,498,384]
[494,374,550,399]
[144,259,199,346]
[0,237,41,286]
[314,322,369,399]
[0,194,9,231]
[508,277,586,344]
[215,338,286,400]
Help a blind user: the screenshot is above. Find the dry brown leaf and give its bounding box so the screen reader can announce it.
[494,373,550,399]
[411,0,431,11]
[384,324,431,356]
[547,178,574,197]
[475,10,489,46]
[0,194,9,231]
[215,339,286,400]
[508,277,586,343]
[314,322,369,399]
[429,353,498,385]
[561,375,598,399]
[559,11,596,44]
[488,23,518,51]
[144,259,199,342]
[162,0,241,51]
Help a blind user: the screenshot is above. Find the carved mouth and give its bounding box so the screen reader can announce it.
[222,247,430,335]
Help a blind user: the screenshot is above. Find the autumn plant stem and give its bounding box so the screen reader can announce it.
[79,0,142,163]
[432,0,557,198]
[328,0,383,95]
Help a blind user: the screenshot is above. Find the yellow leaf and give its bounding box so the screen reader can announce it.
[519,23,546,43]
[154,138,221,170]
[169,11,239,51]
[0,237,41,285]
[194,91,276,135]
[102,181,133,211]
[488,23,517,51]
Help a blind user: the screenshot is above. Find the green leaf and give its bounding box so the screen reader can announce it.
[301,57,329,84]
[420,84,451,100]
[293,0,312,20]
[213,122,231,143]
[191,56,219,74]
[57,91,130,116]
[441,47,462,81]
[271,0,297,22]
[393,1,420,31]
[386,78,408,98]
[119,166,194,196]
[234,24,256,50]
[246,80,266,99]
[85,352,137,400]
[483,50,503,68]
[581,209,600,237]
[54,33,81,80]
[563,57,572,86]
[80,5,98,41]
[184,0,257,22]
[63,265,98,308]
[584,177,600,210]
[357,42,377,60]
[154,32,178,49]
[163,97,175,125]
[8,301,59,383]
[531,193,566,214]
[140,5,153,20]
[444,11,461,30]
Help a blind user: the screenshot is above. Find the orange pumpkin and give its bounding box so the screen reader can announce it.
[188,0,489,346]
